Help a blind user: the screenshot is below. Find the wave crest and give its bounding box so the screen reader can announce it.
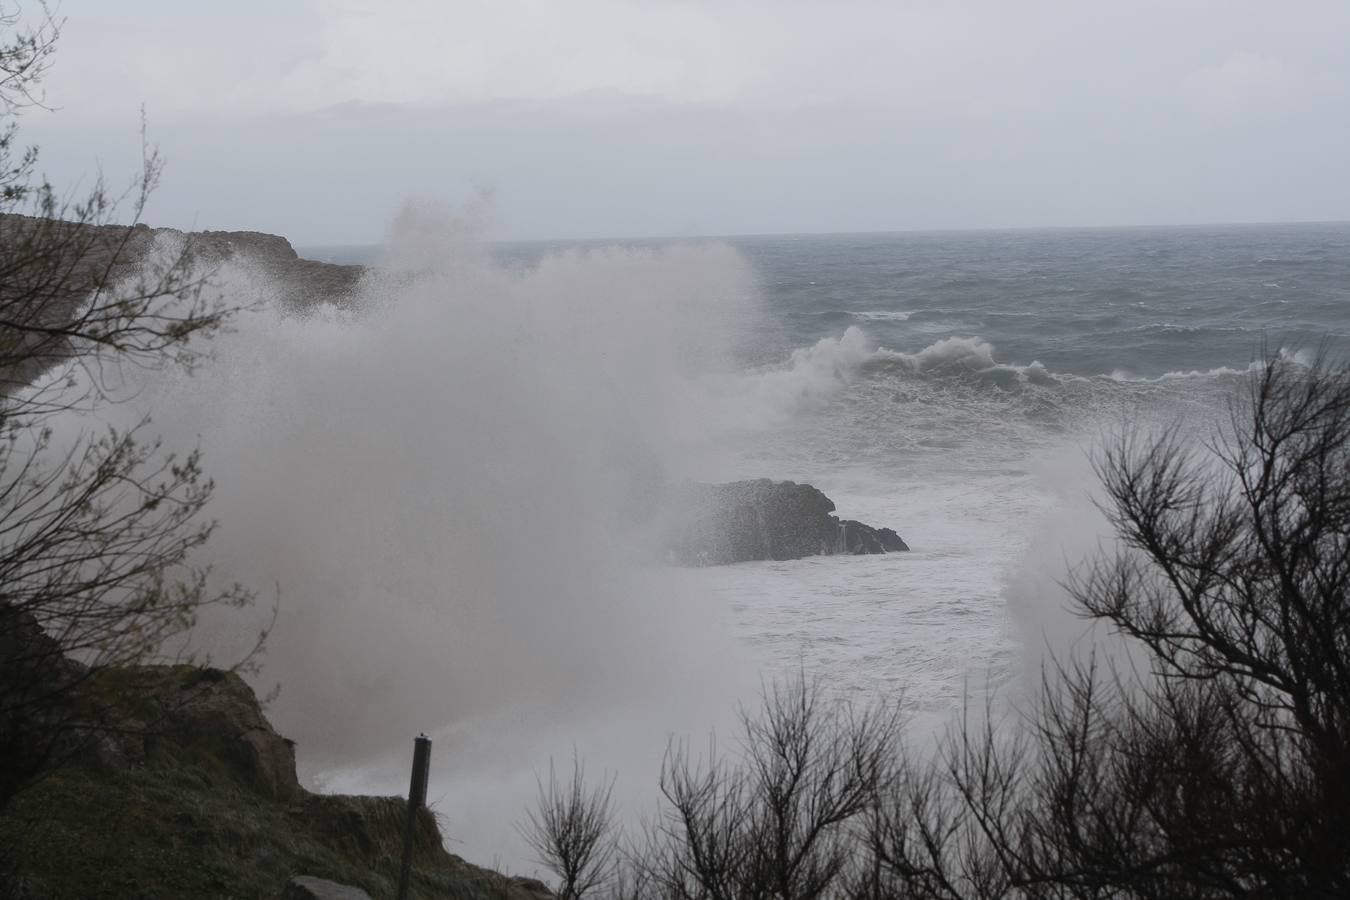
[775,328,1058,392]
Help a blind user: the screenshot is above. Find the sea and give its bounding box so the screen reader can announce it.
[195,221,1350,868]
[306,219,1350,703]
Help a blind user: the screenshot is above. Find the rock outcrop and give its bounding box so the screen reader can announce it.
[282,875,374,900]
[88,665,300,798]
[669,479,907,566]
[0,651,554,899]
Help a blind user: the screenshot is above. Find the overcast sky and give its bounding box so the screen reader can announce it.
[19,0,1350,244]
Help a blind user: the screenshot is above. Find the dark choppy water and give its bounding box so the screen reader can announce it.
[732,223,1350,375]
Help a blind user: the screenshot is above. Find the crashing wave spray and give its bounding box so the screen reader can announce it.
[54,203,767,865]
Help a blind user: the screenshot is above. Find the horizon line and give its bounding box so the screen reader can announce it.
[295,216,1350,252]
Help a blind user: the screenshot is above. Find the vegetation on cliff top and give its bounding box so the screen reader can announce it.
[0,662,550,900]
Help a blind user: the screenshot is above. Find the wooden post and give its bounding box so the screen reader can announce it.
[396,734,433,900]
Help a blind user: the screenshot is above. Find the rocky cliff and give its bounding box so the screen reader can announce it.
[174,226,364,308]
[0,650,550,900]
[0,212,363,311]
[0,214,364,396]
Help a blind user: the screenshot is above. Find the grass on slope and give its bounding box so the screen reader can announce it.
[1,760,543,900]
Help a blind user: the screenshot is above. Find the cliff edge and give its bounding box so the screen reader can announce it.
[0,655,548,900]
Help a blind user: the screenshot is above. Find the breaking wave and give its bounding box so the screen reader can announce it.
[735,328,1064,418]
[747,327,1324,412]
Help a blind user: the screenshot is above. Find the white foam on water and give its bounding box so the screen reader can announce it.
[852,309,914,321]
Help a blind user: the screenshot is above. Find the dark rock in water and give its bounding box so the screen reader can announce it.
[836,521,910,554]
[282,876,374,900]
[838,519,884,554]
[876,528,909,552]
[669,478,907,565]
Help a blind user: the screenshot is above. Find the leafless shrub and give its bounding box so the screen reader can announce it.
[635,674,903,900]
[523,756,620,900]
[864,352,1350,898]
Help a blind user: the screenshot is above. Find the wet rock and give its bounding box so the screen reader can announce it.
[876,527,909,552]
[669,479,907,565]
